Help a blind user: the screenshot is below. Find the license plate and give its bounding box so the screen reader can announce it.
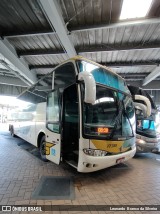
[116,157,125,164]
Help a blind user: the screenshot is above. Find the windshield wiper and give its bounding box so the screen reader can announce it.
[109,101,123,139]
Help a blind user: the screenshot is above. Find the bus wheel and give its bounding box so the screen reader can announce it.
[40,136,48,162]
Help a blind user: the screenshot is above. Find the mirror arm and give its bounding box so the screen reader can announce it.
[134,95,151,117]
[78,71,96,104]
[134,102,147,118]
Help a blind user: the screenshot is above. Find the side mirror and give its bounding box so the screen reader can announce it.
[134,95,151,118]
[78,71,96,104]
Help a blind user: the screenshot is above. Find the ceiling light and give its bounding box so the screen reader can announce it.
[120,0,152,20]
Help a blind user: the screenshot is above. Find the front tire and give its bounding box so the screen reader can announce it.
[40,136,48,162]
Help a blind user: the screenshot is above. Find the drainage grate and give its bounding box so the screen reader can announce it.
[32,176,75,200]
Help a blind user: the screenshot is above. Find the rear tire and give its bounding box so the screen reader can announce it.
[40,136,48,162]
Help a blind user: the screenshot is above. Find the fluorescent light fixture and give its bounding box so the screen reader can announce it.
[120,0,152,20]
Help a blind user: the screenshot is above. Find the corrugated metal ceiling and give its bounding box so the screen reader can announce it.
[8,34,62,51]
[24,54,68,66]
[0,0,51,34]
[0,0,160,102]
[59,0,123,27]
[71,23,160,48]
[80,48,160,65]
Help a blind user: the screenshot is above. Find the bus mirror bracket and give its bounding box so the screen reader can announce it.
[134,95,151,118]
[78,71,96,104]
[134,102,147,118]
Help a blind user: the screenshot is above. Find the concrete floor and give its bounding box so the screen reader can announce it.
[0,123,160,214]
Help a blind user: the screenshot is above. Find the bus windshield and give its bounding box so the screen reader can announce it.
[78,60,135,140]
[82,84,135,140]
[137,119,157,138]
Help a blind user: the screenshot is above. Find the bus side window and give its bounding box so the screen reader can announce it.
[54,63,76,90]
[47,90,60,133]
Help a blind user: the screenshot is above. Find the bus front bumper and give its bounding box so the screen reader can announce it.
[77,147,136,173]
[136,139,160,153]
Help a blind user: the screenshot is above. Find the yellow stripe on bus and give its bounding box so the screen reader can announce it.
[91,140,129,153]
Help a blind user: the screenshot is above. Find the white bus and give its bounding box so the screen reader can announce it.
[9,56,150,172]
[128,85,160,153]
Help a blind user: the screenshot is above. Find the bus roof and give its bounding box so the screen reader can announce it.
[64,56,125,81]
[18,56,126,104]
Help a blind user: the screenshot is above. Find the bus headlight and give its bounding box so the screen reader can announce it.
[83,149,107,156]
[137,139,145,144]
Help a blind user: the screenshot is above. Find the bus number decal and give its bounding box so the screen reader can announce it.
[45,142,55,155]
[107,144,117,148]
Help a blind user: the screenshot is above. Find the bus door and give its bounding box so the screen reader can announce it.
[45,89,61,164]
[62,84,79,164]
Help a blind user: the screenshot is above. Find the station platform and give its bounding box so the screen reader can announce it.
[0,123,160,214]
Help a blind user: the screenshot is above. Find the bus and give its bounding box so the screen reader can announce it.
[128,85,160,153]
[9,56,150,172]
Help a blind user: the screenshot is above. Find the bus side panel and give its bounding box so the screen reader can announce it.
[13,107,36,144]
[34,102,46,146]
[9,103,45,146]
[9,102,46,147]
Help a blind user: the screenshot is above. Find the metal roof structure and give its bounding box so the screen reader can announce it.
[0,0,160,104]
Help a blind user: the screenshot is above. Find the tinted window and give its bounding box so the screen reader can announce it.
[46,90,60,133]
[54,63,76,90]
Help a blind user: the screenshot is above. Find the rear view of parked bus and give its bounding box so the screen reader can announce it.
[128,85,160,153]
[10,57,142,172]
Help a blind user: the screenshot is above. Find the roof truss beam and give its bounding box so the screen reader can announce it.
[0,39,37,85]
[1,30,54,39]
[1,18,160,38]
[0,76,28,87]
[0,59,33,86]
[0,68,11,73]
[78,43,160,53]
[29,64,56,70]
[39,0,76,57]
[119,73,147,77]
[0,84,26,96]
[18,43,160,57]
[29,61,160,70]
[18,49,64,57]
[70,17,160,32]
[143,66,160,85]
[127,80,160,90]
[102,61,160,67]
[125,78,144,81]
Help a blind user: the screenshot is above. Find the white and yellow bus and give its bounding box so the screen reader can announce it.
[9,57,150,172]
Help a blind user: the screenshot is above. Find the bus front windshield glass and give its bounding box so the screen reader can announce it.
[78,60,135,140]
[83,85,135,140]
[137,119,157,137]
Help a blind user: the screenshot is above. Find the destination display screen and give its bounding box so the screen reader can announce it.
[97,127,109,134]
